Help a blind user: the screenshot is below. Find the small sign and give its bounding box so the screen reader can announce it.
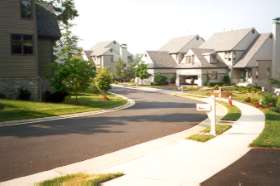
[196,104,211,112]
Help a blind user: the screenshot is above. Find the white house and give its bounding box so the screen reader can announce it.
[87,41,133,72]
[160,35,205,64]
[142,26,275,89]
[142,35,204,83]
[176,28,273,88]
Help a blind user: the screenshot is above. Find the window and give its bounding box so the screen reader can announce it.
[186,55,194,64]
[11,34,33,55]
[20,0,33,19]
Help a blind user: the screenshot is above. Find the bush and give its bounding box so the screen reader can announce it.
[17,88,31,100]
[169,75,176,84]
[0,103,4,110]
[272,97,280,113]
[0,93,6,99]
[154,73,168,85]
[261,93,277,107]
[223,75,231,85]
[244,97,251,103]
[207,82,224,87]
[43,91,69,103]
[88,81,100,94]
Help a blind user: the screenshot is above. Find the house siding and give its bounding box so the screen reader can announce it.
[0,0,38,78]
[0,0,43,100]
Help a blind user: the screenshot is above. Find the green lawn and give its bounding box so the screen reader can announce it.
[0,93,127,122]
[251,110,280,148]
[188,124,232,142]
[220,102,241,121]
[37,173,123,186]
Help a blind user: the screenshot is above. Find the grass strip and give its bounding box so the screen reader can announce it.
[37,173,124,186]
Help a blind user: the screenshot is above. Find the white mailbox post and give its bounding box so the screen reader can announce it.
[196,95,216,136]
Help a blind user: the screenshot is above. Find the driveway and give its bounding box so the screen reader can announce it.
[0,87,206,182]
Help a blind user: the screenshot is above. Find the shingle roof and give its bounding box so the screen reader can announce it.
[178,48,228,69]
[200,28,256,51]
[90,41,114,56]
[36,3,61,40]
[146,51,177,68]
[160,35,201,53]
[234,33,272,68]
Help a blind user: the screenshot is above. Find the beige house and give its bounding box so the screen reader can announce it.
[0,0,61,100]
[87,41,133,72]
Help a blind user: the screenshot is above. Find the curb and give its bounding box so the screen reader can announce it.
[0,93,135,128]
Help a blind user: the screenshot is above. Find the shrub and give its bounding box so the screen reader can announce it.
[95,68,113,93]
[154,73,168,85]
[244,97,251,103]
[261,93,277,107]
[169,75,176,84]
[223,75,231,85]
[17,88,31,100]
[88,80,100,94]
[0,103,4,110]
[43,91,69,103]
[272,97,280,113]
[207,82,224,87]
[0,93,6,99]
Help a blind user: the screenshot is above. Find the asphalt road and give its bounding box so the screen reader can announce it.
[202,148,280,186]
[0,87,206,182]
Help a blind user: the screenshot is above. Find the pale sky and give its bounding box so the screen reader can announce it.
[72,0,280,54]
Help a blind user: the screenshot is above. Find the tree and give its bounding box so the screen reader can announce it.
[135,63,150,80]
[38,0,80,63]
[95,69,113,100]
[114,59,127,82]
[37,0,78,26]
[50,57,96,103]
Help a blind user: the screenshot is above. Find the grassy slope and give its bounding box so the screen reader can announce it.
[251,110,280,148]
[37,173,123,186]
[0,94,127,122]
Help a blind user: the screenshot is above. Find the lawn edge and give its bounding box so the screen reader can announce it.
[0,92,135,128]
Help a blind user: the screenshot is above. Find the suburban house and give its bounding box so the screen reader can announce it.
[272,17,280,81]
[0,0,61,100]
[160,35,205,64]
[143,28,274,89]
[87,41,133,72]
[142,35,204,83]
[177,28,273,87]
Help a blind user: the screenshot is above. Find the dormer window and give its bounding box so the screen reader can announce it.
[21,0,33,19]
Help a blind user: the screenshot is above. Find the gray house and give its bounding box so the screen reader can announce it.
[87,41,133,73]
[0,0,61,100]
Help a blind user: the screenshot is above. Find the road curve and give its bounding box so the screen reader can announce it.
[0,87,206,181]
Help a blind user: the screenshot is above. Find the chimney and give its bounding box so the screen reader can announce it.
[272,17,280,80]
[120,44,128,63]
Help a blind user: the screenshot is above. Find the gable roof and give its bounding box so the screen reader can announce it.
[200,28,255,51]
[36,3,61,40]
[234,33,272,68]
[90,41,115,56]
[146,51,177,68]
[160,35,200,54]
[178,48,227,69]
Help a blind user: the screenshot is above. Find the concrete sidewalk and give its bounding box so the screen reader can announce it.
[0,86,265,186]
[101,86,265,186]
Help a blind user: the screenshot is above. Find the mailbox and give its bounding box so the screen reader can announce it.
[196,104,211,112]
